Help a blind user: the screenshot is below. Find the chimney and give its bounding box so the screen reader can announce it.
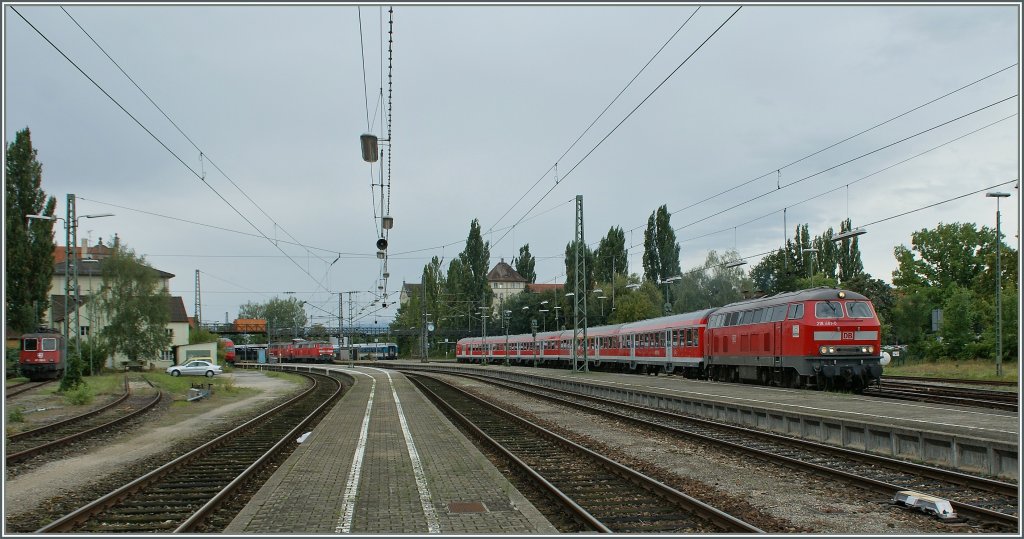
[80,238,90,259]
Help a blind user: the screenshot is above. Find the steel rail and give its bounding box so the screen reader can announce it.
[7,376,131,443]
[883,375,1018,387]
[5,379,56,398]
[6,389,162,465]
[407,368,1018,529]
[409,372,764,534]
[36,372,332,533]
[175,370,346,532]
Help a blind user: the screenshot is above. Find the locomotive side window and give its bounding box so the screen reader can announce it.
[727,312,739,326]
[42,338,58,351]
[771,306,787,322]
[846,301,874,318]
[23,338,38,351]
[787,304,804,320]
[815,302,843,319]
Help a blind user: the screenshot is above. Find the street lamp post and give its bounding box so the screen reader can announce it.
[987,191,1010,377]
[659,276,681,315]
[503,309,512,367]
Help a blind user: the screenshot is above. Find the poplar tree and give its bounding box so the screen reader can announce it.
[642,205,681,284]
[5,127,57,332]
[513,244,537,283]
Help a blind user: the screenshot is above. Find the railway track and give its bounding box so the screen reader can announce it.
[5,379,56,398]
[35,371,345,533]
[407,372,763,534]
[865,380,1018,412]
[6,376,163,468]
[883,375,1018,387]
[417,369,1018,531]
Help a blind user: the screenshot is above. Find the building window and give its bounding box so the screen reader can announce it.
[166,328,174,338]
[80,326,90,336]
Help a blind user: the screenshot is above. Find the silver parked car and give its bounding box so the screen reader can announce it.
[166,360,222,377]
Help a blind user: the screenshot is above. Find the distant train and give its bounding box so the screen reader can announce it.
[268,338,335,363]
[220,337,236,364]
[457,287,885,390]
[19,330,66,381]
[354,342,399,360]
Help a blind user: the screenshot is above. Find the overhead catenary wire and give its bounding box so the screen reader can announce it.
[490,6,743,251]
[651,114,1019,251]
[484,6,702,237]
[59,7,332,271]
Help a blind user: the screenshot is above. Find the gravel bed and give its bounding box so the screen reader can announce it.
[433,373,978,534]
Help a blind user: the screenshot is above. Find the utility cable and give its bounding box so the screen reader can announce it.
[673,113,1017,246]
[60,6,330,269]
[484,6,701,236]
[491,6,743,250]
[619,63,1019,237]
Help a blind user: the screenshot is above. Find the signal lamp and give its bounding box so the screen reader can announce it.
[376,238,388,250]
[360,134,379,163]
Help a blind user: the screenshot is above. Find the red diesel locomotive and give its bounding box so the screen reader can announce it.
[456,287,884,389]
[19,331,66,381]
[268,339,335,364]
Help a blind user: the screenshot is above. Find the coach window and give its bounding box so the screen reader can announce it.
[815,301,843,319]
[42,338,58,351]
[846,301,874,318]
[787,304,804,320]
[739,311,751,325]
[726,312,737,326]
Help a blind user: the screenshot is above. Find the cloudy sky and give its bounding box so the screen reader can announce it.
[4,3,1020,328]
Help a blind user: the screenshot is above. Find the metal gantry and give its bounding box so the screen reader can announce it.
[572,195,588,373]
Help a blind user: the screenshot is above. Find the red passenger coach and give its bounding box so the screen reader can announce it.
[19,331,66,381]
[456,286,884,391]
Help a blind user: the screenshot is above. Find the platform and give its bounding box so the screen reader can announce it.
[388,360,1019,480]
[224,364,556,534]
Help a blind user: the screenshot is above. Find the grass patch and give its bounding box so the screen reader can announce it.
[63,384,95,405]
[885,358,1018,383]
[5,377,29,386]
[7,407,25,423]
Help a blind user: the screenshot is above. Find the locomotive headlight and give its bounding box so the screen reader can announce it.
[820,346,828,354]
[861,347,868,353]
[868,346,874,354]
[828,347,836,354]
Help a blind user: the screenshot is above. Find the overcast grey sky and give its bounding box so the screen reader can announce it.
[4,2,1020,328]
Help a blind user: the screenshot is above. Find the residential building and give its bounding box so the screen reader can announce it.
[44,238,190,371]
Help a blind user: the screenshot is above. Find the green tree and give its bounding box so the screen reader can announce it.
[564,239,595,298]
[5,127,57,332]
[239,297,307,340]
[642,205,681,284]
[674,250,749,312]
[835,218,865,283]
[594,226,627,284]
[512,244,537,284]
[449,219,492,311]
[97,243,172,365]
[612,278,662,323]
[892,222,994,290]
[940,285,981,359]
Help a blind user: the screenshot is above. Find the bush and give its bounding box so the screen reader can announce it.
[8,407,25,423]
[63,383,95,405]
[6,346,21,379]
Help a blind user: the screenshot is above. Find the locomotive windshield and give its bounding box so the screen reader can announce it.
[42,338,58,351]
[815,302,843,319]
[23,338,37,351]
[845,301,874,318]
